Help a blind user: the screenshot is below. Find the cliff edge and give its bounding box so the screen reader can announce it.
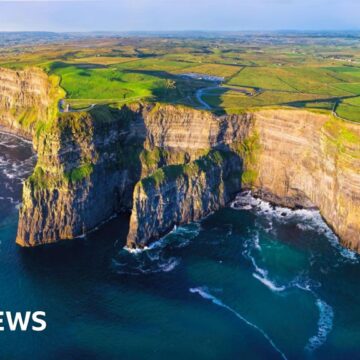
[0,67,62,139]
[0,67,359,252]
[126,108,360,252]
[253,109,360,251]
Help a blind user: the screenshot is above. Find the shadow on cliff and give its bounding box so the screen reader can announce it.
[18,104,147,249]
[88,105,146,211]
[18,213,130,275]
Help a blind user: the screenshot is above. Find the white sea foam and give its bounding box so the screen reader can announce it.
[1,155,36,182]
[243,232,318,294]
[117,224,200,275]
[253,232,261,251]
[248,254,267,277]
[253,273,286,292]
[248,253,286,293]
[243,230,262,252]
[124,223,201,254]
[189,287,288,360]
[158,257,180,272]
[232,191,358,263]
[290,274,322,292]
[134,257,180,274]
[243,231,287,292]
[305,299,334,353]
[0,139,20,148]
[248,257,333,354]
[112,255,180,275]
[0,130,32,144]
[0,156,10,167]
[287,276,334,353]
[123,246,151,254]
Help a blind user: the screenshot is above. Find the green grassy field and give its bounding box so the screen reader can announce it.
[336,103,360,122]
[228,66,355,96]
[50,58,210,108]
[1,35,359,122]
[203,89,332,112]
[52,63,155,101]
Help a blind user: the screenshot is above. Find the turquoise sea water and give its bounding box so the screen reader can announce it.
[0,132,360,360]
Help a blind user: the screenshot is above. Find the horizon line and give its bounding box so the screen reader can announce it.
[0,29,360,33]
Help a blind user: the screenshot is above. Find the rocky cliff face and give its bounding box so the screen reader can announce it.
[138,105,253,176]
[0,67,58,139]
[17,106,145,246]
[252,109,360,252]
[127,107,360,251]
[16,103,252,246]
[127,151,242,248]
[9,89,360,252]
[125,105,254,248]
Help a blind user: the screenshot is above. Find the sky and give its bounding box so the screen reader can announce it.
[0,0,358,32]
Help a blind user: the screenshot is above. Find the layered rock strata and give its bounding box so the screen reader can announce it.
[0,67,58,139]
[0,67,358,251]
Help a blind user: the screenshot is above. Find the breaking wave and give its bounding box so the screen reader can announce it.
[239,222,334,353]
[0,133,36,210]
[252,273,286,292]
[114,223,200,275]
[123,223,201,254]
[242,231,287,293]
[231,191,358,263]
[190,286,288,360]
[305,299,334,353]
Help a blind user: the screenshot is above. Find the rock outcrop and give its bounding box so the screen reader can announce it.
[0,67,60,139]
[16,106,145,246]
[127,151,243,248]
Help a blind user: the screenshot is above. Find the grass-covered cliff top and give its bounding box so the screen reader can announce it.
[34,73,65,135]
[323,117,360,161]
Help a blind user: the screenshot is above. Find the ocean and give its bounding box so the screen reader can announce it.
[0,131,359,360]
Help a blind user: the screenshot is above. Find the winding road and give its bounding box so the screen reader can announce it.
[195,86,220,110]
[195,85,254,110]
